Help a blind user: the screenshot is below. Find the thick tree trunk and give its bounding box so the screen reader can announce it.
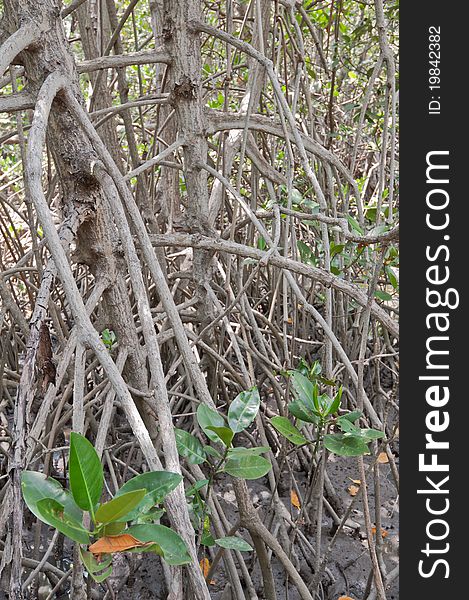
[0,1,210,598]
[160,0,216,331]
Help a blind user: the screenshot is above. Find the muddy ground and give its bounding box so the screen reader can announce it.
[9,448,397,600]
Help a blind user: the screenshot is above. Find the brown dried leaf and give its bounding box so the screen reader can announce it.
[89,534,146,555]
[200,558,210,577]
[371,526,388,538]
[377,452,389,464]
[200,558,215,583]
[290,490,301,509]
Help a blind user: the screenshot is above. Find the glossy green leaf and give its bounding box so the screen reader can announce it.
[226,446,269,458]
[95,489,146,524]
[196,404,226,443]
[215,536,253,552]
[223,455,271,480]
[21,471,83,525]
[337,417,361,434]
[347,214,364,234]
[386,265,399,290]
[204,445,223,459]
[174,429,206,464]
[80,549,113,583]
[324,434,370,456]
[330,242,346,259]
[288,400,319,424]
[297,358,311,377]
[271,416,308,445]
[228,387,260,433]
[326,386,342,416]
[133,507,165,525]
[36,498,90,544]
[128,524,192,565]
[359,428,385,440]
[374,290,393,301]
[186,479,209,496]
[310,361,322,377]
[115,471,182,521]
[206,426,234,447]
[69,432,103,515]
[103,521,126,536]
[341,410,362,423]
[290,371,315,407]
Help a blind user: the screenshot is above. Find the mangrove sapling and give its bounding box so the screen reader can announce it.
[175,386,270,555]
[22,432,190,583]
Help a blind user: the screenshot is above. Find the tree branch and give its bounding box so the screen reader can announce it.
[207,110,361,204]
[76,47,171,73]
[0,92,35,113]
[0,21,47,79]
[148,232,399,340]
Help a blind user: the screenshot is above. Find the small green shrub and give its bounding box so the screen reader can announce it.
[21,433,190,582]
[271,369,384,456]
[175,387,270,551]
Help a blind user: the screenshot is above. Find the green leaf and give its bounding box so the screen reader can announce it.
[228,387,261,433]
[69,432,103,515]
[297,240,316,265]
[36,498,90,544]
[374,290,393,301]
[21,471,83,525]
[226,446,270,458]
[291,188,303,205]
[359,428,385,440]
[115,471,182,521]
[326,387,342,416]
[103,521,126,536]
[95,489,146,524]
[341,410,362,423]
[204,445,223,459]
[318,393,331,414]
[290,371,315,406]
[324,434,370,456]
[347,214,364,234]
[128,524,192,566]
[186,479,209,496]
[386,266,399,290]
[223,455,271,480]
[288,400,319,424]
[80,549,113,583]
[310,361,322,377]
[330,243,346,259]
[133,507,165,525]
[337,417,361,434]
[270,416,307,445]
[287,371,320,423]
[297,358,311,377]
[206,426,234,447]
[215,536,253,552]
[196,404,226,443]
[174,429,206,464]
